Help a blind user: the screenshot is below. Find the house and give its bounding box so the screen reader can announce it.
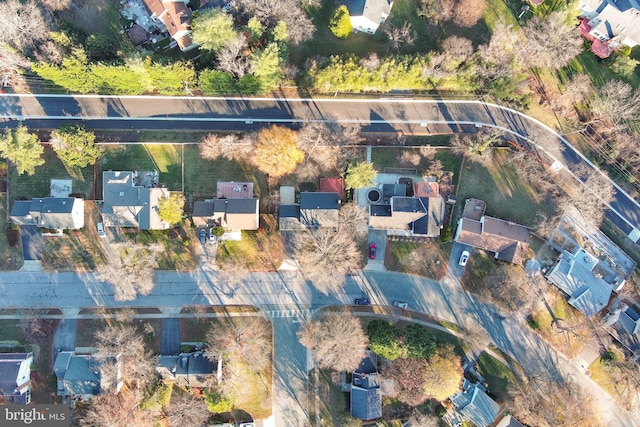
[350,352,382,420]
[577,0,640,58]
[299,192,340,228]
[54,352,123,400]
[345,0,394,34]
[141,0,196,51]
[545,212,634,317]
[156,352,221,388]
[450,379,500,427]
[454,199,531,265]
[603,299,640,356]
[11,197,84,230]
[0,352,33,404]
[102,171,170,231]
[496,415,526,427]
[192,182,259,240]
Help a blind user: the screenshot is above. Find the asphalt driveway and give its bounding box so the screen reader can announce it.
[53,319,77,352]
[20,225,41,261]
[160,318,181,355]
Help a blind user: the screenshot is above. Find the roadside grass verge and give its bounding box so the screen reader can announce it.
[41,201,107,271]
[455,149,553,227]
[9,147,94,201]
[76,317,162,353]
[0,193,23,270]
[371,147,462,177]
[309,368,352,426]
[99,144,183,192]
[529,289,594,357]
[476,351,517,403]
[385,239,451,280]
[137,130,211,143]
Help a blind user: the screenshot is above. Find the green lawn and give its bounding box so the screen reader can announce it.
[455,149,553,227]
[476,351,517,403]
[370,147,462,178]
[562,51,640,89]
[10,147,94,201]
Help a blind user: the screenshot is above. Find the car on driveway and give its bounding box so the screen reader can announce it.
[369,243,377,259]
[354,297,371,305]
[198,228,207,244]
[393,301,408,309]
[209,228,217,243]
[96,222,106,238]
[459,250,470,267]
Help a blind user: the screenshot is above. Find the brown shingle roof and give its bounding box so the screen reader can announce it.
[456,217,530,265]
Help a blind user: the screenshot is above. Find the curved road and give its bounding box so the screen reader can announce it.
[0,267,637,426]
[0,94,639,235]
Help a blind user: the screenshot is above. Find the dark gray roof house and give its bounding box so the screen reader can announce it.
[345,0,394,34]
[156,352,221,388]
[369,196,444,238]
[350,352,382,421]
[192,199,259,231]
[604,300,640,355]
[450,379,500,427]
[0,352,33,404]
[299,192,340,228]
[102,171,170,230]
[54,352,123,400]
[11,197,84,230]
[496,415,526,427]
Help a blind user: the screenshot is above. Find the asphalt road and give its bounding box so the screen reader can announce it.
[1,94,638,235]
[0,268,637,426]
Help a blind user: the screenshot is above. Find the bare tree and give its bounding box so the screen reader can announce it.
[199,133,255,162]
[235,0,315,45]
[94,323,156,387]
[520,12,583,70]
[439,0,486,27]
[360,52,381,71]
[559,164,615,226]
[476,20,521,81]
[216,34,252,78]
[205,317,271,373]
[441,35,474,63]
[164,393,211,427]
[76,388,156,427]
[405,410,440,427]
[40,0,71,11]
[384,22,417,52]
[384,358,430,406]
[0,0,50,55]
[592,80,640,126]
[0,46,30,87]
[96,242,161,301]
[298,311,368,372]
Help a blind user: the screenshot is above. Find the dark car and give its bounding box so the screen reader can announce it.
[354,297,371,305]
[369,243,377,259]
[198,228,207,244]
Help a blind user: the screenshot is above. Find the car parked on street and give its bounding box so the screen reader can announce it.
[393,301,408,309]
[459,250,470,267]
[369,243,377,259]
[354,297,371,305]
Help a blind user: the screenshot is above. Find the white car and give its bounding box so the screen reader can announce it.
[459,250,470,267]
[97,222,106,238]
[393,301,408,309]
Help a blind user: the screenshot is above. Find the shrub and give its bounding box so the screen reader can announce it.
[7,226,20,247]
[526,315,539,330]
[329,6,352,39]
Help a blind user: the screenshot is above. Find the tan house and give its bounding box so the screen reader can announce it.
[141,0,196,51]
[454,198,530,265]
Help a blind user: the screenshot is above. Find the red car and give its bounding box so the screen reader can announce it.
[369,243,377,259]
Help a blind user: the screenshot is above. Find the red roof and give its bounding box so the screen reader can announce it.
[319,177,345,199]
[591,39,613,58]
[578,18,595,40]
[528,0,544,6]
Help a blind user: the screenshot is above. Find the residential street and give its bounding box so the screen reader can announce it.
[0,268,638,426]
[0,94,639,236]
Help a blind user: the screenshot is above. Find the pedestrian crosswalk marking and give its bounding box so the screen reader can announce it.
[268,310,308,319]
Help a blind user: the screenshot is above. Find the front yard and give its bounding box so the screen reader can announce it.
[385,239,450,280]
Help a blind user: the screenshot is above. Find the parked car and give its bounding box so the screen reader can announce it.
[209,228,217,242]
[459,250,470,267]
[96,222,106,238]
[354,297,371,305]
[393,301,408,309]
[198,228,207,244]
[369,243,377,259]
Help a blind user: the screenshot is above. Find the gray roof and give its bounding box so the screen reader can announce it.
[546,248,613,316]
[54,352,121,397]
[156,352,218,388]
[0,353,31,395]
[300,192,339,228]
[350,374,382,420]
[102,171,169,230]
[369,196,443,237]
[583,0,640,46]
[606,302,640,353]
[279,205,304,231]
[450,379,500,427]
[345,0,393,24]
[192,199,259,230]
[11,198,83,229]
[496,415,525,427]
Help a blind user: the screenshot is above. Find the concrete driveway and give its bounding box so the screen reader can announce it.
[53,319,77,352]
[20,225,41,261]
[448,242,473,282]
[366,229,387,271]
[160,318,181,355]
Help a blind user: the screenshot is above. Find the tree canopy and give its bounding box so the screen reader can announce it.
[330,6,352,39]
[157,193,185,225]
[422,343,463,401]
[252,125,304,178]
[345,161,377,189]
[50,124,100,168]
[0,125,44,176]
[366,319,407,360]
[191,8,237,52]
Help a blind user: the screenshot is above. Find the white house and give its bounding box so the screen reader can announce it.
[578,0,640,53]
[344,0,394,34]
